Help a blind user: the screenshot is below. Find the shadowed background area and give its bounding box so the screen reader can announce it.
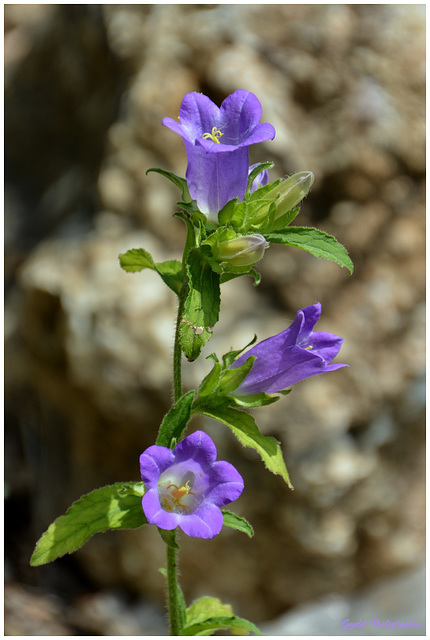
[4,4,425,636]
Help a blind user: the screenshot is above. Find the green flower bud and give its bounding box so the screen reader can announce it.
[217,233,267,267]
[271,171,314,219]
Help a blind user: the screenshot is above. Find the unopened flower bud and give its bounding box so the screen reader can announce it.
[271,171,314,218]
[217,234,267,267]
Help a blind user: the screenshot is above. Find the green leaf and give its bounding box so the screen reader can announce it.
[146,167,191,202]
[186,596,233,630]
[119,248,155,272]
[222,510,254,538]
[201,406,293,489]
[266,226,354,273]
[119,249,184,296]
[180,249,221,361]
[30,482,146,566]
[156,390,196,448]
[154,260,185,296]
[184,615,262,636]
[184,597,261,636]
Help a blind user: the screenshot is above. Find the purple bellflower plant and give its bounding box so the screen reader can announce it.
[231,303,347,395]
[30,86,353,638]
[139,430,244,539]
[163,90,275,221]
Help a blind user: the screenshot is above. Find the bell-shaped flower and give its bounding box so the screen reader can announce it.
[230,303,347,395]
[163,90,275,221]
[139,431,244,539]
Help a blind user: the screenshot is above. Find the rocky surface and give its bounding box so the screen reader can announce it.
[5,4,425,633]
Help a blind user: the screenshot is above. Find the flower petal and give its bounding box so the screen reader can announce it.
[299,303,322,340]
[178,502,223,539]
[184,141,249,218]
[140,446,175,488]
[162,116,188,139]
[178,92,220,141]
[173,430,218,466]
[219,90,263,144]
[306,332,345,364]
[232,313,303,376]
[142,489,178,529]
[206,461,244,505]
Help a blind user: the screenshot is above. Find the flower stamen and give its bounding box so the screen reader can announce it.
[202,126,223,144]
[163,480,195,513]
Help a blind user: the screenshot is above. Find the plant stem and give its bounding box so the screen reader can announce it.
[173,290,185,403]
[167,533,181,635]
[167,220,196,633]
[167,287,187,634]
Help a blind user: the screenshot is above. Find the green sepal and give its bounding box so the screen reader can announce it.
[200,406,293,489]
[218,178,284,233]
[222,336,257,368]
[219,268,261,286]
[266,226,354,273]
[229,392,280,408]
[176,202,210,232]
[180,248,221,361]
[30,482,146,566]
[156,390,196,448]
[197,359,222,399]
[119,248,185,296]
[219,356,256,394]
[193,337,283,411]
[256,205,301,234]
[157,527,179,550]
[246,161,275,194]
[146,167,191,203]
[217,198,242,228]
[222,510,254,538]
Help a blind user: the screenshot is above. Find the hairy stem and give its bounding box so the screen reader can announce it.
[167,534,181,635]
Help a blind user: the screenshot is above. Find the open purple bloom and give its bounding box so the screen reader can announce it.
[163,90,275,221]
[139,431,244,539]
[231,303,347,395]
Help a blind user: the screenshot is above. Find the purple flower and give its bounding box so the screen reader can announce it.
[163,90,275,221]
[231,303,347,395]
[139,431,244,539]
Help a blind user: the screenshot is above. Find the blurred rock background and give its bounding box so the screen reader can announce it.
[4,4,425,635]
